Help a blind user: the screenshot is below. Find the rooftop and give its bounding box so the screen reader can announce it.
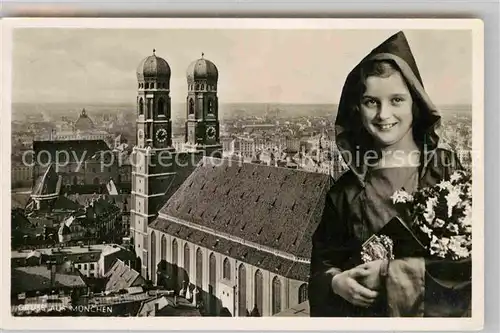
[151,157,333,281]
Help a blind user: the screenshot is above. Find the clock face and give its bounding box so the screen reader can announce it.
[206,126,216,140]
[155,128,167,143]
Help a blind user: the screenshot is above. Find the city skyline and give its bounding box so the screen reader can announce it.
[13,29,472,105]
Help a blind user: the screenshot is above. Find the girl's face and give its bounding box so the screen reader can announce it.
[359,70,414,148]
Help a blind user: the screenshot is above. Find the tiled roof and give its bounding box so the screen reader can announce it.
[159,157,332,258]
[11,193,31,209]
[11,265,87,294]
[151,157,333,281]
[32,164,60,196]
[104,259,143,292]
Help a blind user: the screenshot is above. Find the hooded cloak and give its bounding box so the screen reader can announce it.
[308,31,471,317]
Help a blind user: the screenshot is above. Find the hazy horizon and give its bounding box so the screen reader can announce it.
[13,29,472,106]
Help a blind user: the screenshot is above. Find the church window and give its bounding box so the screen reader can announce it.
[298,283,308,304]
[272,276,281,315]
[151,82,155,89]
[161,235,167,261]
[208,253,216,314]
[223,258,231,280]
[238,264,247,316]
[139,98,144,115]
[172,239,178,264]
[201,84,205,90]
[150,231,156,283]
[158,98,165,116]
[196,248,203,288]
[184,243,191,282]
[189,99,195,115]
[254,270,263,316]
[208,99,214,114]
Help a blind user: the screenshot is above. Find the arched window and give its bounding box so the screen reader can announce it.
[209,253,216,293]
[150,232,156,283]
[238,264,247,316]
[254,270,263,316]
[223,258,231,280]
[171,239,178,290]
[196,248,203,288]
[208,99,214,114]
[151,82,155,89]
[139,98,144,115]
[201,84,205,90]
[158,98,165,116]
[184,243,191,282]
[298,283,308,304]
[172,239,178,265]
[161,235,167,261]
[146,82,149,89]
[189,99,195,115]
[272,276,281,315]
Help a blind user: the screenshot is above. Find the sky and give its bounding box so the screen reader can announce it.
[12,28,472,105]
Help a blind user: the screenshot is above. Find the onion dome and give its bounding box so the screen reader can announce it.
[136,49,171,79]
[186,53,218,82]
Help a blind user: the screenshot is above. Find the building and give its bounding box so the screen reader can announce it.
[12,243,135,279]
[104,259,145,292]
[130,51,222,280]
[11,261,88,315]
[11,165,33,188]
[148,157,332,316]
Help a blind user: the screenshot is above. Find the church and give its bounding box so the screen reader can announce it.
[130,51,334,316]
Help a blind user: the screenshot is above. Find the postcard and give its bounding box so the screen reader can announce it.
[1,18,484,331]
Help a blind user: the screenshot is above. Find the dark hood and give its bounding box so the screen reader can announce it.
[335,31,442,184]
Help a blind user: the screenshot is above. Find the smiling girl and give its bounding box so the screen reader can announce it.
[308,31,471,317]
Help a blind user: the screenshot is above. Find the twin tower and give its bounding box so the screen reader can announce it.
[131,51,222,274]
[135,50,221,156]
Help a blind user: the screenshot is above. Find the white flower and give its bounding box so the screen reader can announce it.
[419,224,433,238]
[450,171,463,184]
[437,180,453,192]
[423,197,438,223]
[445,188,462,218]
[429,235,449,258]
[391,190,414,204]
[448,236,470,259]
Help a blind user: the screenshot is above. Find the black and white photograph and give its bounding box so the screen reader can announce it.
[1,18,484,330]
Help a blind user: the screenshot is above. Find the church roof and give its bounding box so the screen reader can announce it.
[31,164,61,197]
[137,50,171,79]
[33,139,110,164]
[150,157,334,281]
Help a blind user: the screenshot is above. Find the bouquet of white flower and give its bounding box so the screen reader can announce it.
[391,170,472,260]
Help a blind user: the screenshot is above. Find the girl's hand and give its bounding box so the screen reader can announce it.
[331,267,379,307]
[356,259,385,291]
